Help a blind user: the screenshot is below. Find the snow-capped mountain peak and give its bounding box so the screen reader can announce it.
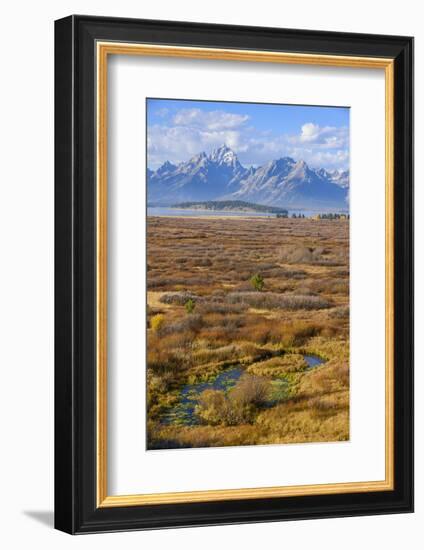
[286,159,315,182]
[210,144,239,166]
[316,168,350,189]
[155,160,177,176]
[147,146,349,208]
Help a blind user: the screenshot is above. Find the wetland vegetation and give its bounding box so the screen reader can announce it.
[146,216,349,450]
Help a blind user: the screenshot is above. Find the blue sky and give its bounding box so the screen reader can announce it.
[147,98,349,171]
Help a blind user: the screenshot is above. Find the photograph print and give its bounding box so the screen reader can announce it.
[146,98,350,450]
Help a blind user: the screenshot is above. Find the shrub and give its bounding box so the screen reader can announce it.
[261,267,306,279]
[150,313,165,332]
[289,246,314,263]
[195,389,253,426]
[249,319,318,348]
[147,348,187,376]
[185,298,196,314]
[160,291,197,305]
[195,258,213,267]
[227,291,330,311]
[147,277,189,289]
[158,331,195,351]
[146,371,174,407]
[279,244,344,266]
[230,374,271,406]
[163,314,203,334]
[224,401,254,425]
[240,321,271,345]
[195,390,227,425]
[294,285,317,296]
[147,331,195,375]
[194,374,272,426]
[197,300,248,314]
[192,344,238,365]
[250,273,265,292]
[289,320,322,345]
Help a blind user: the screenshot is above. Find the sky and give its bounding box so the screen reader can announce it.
[147,98,350,171]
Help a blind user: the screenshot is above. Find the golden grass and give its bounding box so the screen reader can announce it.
[246,354,307,376]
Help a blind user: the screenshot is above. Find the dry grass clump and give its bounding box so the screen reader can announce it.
[280,245,315,263]
[148,276,206,289]
[297,340,347,385]
[231,317,322,347]
[247,354,307,376]
[160,291,197,305]
[195,389,253,426]
[230,374,271,405]
[280,320,324,346]
[254,397,349,443]
[310,278,349,295]
[161,314,203,335]
[195,374,271,426]
[202,313,246,331]
[268,267,306,279]
[197,299,248,314]
[148,422,259,449]
[292,285,317,296]
[236,320,282,345]
[227,291,331,310]
[279,243,346,266]
[195,257,213,267]
[147,328,201,376]
[302,335,349,364]
[146,276,172,289]
[330,305,350,319]
[191,343,258,366]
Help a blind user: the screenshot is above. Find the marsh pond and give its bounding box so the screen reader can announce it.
[160,354,325,427]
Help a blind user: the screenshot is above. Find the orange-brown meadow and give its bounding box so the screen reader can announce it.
[146,216,349,449]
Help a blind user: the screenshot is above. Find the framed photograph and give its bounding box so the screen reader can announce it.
[54,15,413,534]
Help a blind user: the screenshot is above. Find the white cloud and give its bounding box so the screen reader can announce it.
[296,122,349,149]
[147,124,243,167]
[148,110,349,171]
[173,108,249,130]
[307,149,350,168]
[300,122,321,142]
[155,107,169,118]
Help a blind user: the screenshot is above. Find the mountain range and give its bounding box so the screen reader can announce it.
[147,144,349,210]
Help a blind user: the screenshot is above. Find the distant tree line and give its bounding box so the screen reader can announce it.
[276,212,349,220]
[172,200,288,214]
[317,213,350,220]
[276,213,305,218]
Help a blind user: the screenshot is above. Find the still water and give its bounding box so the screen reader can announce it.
[147,207,318,218]
[161,354,325,426]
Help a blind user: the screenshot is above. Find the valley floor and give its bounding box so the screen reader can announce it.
[146,216,350,450]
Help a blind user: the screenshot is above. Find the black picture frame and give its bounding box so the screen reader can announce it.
[55,14,414,534]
